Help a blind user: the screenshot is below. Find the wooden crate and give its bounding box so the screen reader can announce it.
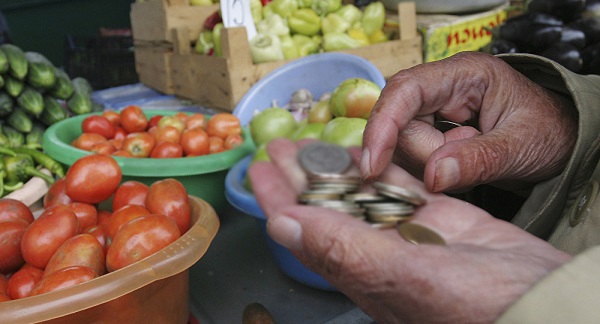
[130,0,219,43]
[134,45,174,94]
[166,2,422,111]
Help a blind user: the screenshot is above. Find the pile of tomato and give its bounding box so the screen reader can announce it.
[72,105,244,158]
[0,154,191,301]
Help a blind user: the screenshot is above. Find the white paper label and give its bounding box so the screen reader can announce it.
[219,0,257,40]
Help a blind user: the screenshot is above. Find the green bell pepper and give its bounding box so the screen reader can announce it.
[251,0,263,23]
[3,153,55,186]
[311,0,342,16]
[280,34,300,59]
[265,0,298,18]
[257,13,290,36]
[335,4,362,26]
[348,28,370,46]
[322,12,350,34]
[322,32,362,52]
[250,33,284,63]
[297,0,314,9]
[361,1,385,36]
[212,23,224,57]
[288,8,321,36]
[292,34,320,57]
[194,30,214,55]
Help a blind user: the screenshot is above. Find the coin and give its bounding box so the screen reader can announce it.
[373,182,426,206]
[297,142,352,175]
[434,120,462,132]
[397,223,446,246]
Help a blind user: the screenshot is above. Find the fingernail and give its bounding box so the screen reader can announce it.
[266,216,303,251]
[434,157,460,191]
[360,148,371,180]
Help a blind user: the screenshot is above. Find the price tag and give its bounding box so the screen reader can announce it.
[219,0,257,41]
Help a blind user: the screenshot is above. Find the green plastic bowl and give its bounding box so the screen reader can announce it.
[42,110,255,212]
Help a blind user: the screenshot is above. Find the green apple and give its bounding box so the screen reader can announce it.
[249,107,298,146]
[308,100,333,124]
[321,117,367,147]
[292,122,326,140]
[329,78,381,119]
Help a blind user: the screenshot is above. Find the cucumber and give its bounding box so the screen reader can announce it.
[0,92,14,118]
[40,96,68,126]
[25,51,57,89]
[4,75,24,97]
[67,77,93,115]
[0,47,8,74]
[7,107,33,133]
[0,44,29,80]
[3,125,25,147]
[16,87,44,117]
[0,74,4,88]
[26,121,46,148]
[50,68,74,100]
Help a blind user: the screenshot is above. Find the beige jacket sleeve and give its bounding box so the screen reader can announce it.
[494,54,600,322]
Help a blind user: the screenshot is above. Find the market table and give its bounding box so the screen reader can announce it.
[92,84,374,323]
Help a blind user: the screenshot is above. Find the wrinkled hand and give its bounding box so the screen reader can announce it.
[249,139,571,323]
[361,52,577,193]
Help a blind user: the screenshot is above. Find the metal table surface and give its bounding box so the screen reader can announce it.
[188,203,374,324]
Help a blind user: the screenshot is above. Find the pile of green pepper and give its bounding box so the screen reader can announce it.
[0,144,63,197]
[195,0,389,64]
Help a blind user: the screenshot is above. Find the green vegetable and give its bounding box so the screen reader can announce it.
[0,92,14,118]
[7,107,33,133]
[265,0,298,18]
[297,0,315,9]
[348,28,370,46]
[25,51,57,89]
[312,0,342,15]
[251,0,263,23]
[0,44,28,80]
[322,12,350,34]
[212,23,224,57]
[361,1,385,36]
[257,13,290,36]
[0,131,9,147]
[3,153,55,185]
[40,96,68,126]
[50,68,75,100]
[250,33,284,63]
[288,8,321,36]
[25,121,46,149]
[4,75,24,97]
[0,75,4,88]
[292,34,321,57]
[194,30,214,55]
[280,34,300,59]
[0,48,8,74]
[322,32,362,51]
[16,87,44,117]
[1,126,23,148]
[369,29,388,44]
[335,4,362,26]
[67,77,93,115]
[10,146,64,178]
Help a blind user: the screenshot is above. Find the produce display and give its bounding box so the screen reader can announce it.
[195,0,389,63]
[71,106,244,158]
[487,0,600,74]
[0,153,192,301]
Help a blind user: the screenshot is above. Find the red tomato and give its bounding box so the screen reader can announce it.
[71,133,108,151]
[0,273,7,295]
[107,204,151,239]
[106,214,180,272]
[108,138,123,150]
[185,113,207,130]
[206,113,242,139]
[119,105,148,133]
[83,224,108,250]
[122,132,155,158]
[102,110,121,126]
[158,115,185,132]
[112,180,149,211]
[44,177,73,208]
[21,205,78,269]
[0,198,34,224]
[0,294,11,302]
[224,134,244,150]
[174,111,189,122]
[67,202,98,231]
[147,115,163,129]
[0,219,28,274]
[150,141,184,158]
[90,141,117,155]
[154,125,181,144]
[145,178,191,235]
[208,136,225,154]
[30,266,98,296]
[82,115,116,139]
[44,233,106,277]
[113,126,128,141]
[7,264,43,299]
[180,127,209,156]
[96,210,112,227]
[112,150,133,157]
[65,154,122,204]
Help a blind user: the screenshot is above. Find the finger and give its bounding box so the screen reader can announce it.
[265,138,309,194]
[248,161,298,217]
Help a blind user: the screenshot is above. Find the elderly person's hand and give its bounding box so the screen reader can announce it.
[361,52,577,193]
[249,138,571,323]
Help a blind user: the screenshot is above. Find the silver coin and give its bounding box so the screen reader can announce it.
[368,213,414,223]
[373,182,426,206]
[434,120,462,132]
[344,192,387,203]
[397,222,446,246]
[297,142,352,175]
